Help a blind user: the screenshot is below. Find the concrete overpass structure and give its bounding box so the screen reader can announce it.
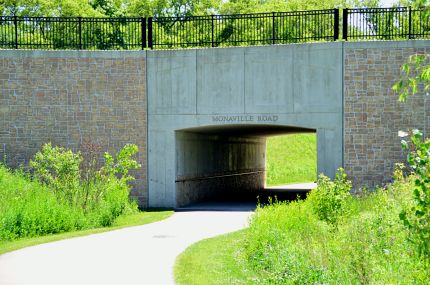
[147,44,343,207]
[1,40,429,207]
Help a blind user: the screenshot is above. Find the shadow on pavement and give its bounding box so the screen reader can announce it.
[175,183,316,212]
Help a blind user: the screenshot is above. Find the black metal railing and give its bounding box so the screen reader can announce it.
[0,7,429,50]
[149,9,338,49]
[0,16,144,50]
[343,7,430,40]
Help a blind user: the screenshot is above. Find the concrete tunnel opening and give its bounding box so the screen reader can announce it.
[174,124,317,207]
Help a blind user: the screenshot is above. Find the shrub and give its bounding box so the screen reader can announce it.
[242,177,429,284]
[308,168,352,225]
[0,165,86,240]
[30,143,81,206]
[244,200,331,285]
[399,129,430,261]
[0,143,141,241]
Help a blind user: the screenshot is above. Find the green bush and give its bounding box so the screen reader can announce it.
[30,143,82,206]
[308,168,352,225]
[0,143,141,241]
[0,165,86,240]
[245,201,331,284]
[399,129,430,262]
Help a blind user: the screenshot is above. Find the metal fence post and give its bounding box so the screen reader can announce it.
[408,6,412,39]
[272,12,275,44]
[342,8,348,41]
[211,15,215,47]
[148,17,153,49]
[78,17,82,49]
[334,8,339,41]
[141,17,147,49]
[14,16,18,49]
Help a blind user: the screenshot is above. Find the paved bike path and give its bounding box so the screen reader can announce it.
[0,208,253,285]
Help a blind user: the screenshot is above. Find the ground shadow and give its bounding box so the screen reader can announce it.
[174,183,315,212]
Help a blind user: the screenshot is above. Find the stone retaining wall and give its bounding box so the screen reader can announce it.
[0,51,148,206]
[344,42,430,189]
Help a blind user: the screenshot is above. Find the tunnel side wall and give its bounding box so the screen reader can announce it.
[175,132,265,207]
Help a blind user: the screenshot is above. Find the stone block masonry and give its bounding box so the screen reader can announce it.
[0,51,148,206]
[344,41,430,190]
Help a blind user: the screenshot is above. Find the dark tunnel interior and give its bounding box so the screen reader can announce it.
[175,124,317,208]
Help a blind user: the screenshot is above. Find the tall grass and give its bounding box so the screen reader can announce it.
[265,133,316,186]
[0,143,140,242]
[0,165,86,240]
[244,176,430,284]
[175,174,430,284]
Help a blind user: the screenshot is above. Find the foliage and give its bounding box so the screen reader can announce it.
[0,164,85,240]
[308,168,352,225]
[392,19,430,261]
[399,129,430,261]
[400,0,430,8]
[0,0,103,16]
[101,143,141,181]
[30,143,82,206]
[244,200,331,284]
[1,0,355,17]
[175,176,430,284]
[0,143,141,241]
[3,0,401,51]
[219,0,349,14]
[393,54,430,102]
[265,134,316,186]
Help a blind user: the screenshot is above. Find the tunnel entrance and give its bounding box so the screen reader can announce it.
[175,124,316,207]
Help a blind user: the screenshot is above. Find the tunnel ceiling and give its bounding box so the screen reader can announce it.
[177,124,316,137]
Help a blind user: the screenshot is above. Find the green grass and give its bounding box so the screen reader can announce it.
[265,133,316,186]
[174,176,430,284]
[174,230,255,285]
[0,210,173,255]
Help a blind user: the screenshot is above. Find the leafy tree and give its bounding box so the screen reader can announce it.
[392,0,430,263]
[393,54,430,102]
[220,0,351,14]
[400,0,430,6]
[123,0,170,17]
[123,0,221,17]
[1,0,101,16]
[351,0,386,7]
[89,0,126,17]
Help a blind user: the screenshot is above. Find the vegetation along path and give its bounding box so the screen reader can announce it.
[0,207,253,285]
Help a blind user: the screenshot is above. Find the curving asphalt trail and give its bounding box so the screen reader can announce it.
[0,205,253,285]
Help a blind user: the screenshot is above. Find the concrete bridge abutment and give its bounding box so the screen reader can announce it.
[147,44,343,207]
[2,40,429,208]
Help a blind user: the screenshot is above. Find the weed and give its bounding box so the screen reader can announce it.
[399,129,430,262]
[308,168,352,225]
[0,143,141,241]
